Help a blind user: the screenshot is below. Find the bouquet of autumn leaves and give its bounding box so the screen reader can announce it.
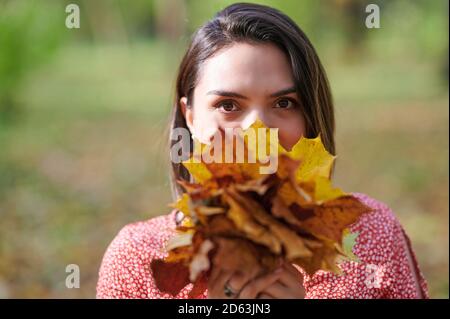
[150,120,372,297]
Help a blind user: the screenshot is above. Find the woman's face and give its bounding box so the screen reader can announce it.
[180,42,306,150]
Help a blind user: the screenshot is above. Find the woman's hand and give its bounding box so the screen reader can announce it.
[255,262,305,299]
[207,262,305,299]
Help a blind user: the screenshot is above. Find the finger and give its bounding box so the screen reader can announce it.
[257,293,274,299]
[216,270,234,293]
[208,266,222,286]
[239,269,283,299]
[283,262,303,278]
[226,271,254,294]
[207,267,223,294]
[277,264,303,287]
[208,268,234,299]
[263,282,292,298]
[283,262,300,275]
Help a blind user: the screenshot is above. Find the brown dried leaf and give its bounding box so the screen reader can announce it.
[224,189,282,255]
[188,270,208,298]
[292,238,344,276]
[212,237,280,278]
[290,195,372,244]
[150,259,190,296]
[226,187,312,260]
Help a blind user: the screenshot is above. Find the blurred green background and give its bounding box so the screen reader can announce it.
[0,0,448,298]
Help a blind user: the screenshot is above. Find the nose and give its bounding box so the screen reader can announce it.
[240,108,271,130]
[240,109,258,129]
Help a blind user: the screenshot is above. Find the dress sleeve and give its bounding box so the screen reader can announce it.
[96,223,156,298]
[96,216,205,299]
[303,193,430,299]
[382,219,429,299]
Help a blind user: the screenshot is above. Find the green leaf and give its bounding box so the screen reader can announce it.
[341,230,360,262]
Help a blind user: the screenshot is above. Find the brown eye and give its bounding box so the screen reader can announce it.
[217,100,240,113]
[274,98,295,109]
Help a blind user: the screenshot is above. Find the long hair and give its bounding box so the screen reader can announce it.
[169,2,336,200]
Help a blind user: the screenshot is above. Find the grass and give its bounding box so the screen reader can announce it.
[0,39,448,298]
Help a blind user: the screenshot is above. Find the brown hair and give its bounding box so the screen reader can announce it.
[169,2,336,200]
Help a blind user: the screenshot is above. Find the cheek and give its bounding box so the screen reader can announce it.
[189,105,220,143]
[277,114,305,150]
[192,103,215,122]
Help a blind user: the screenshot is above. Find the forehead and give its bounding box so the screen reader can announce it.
[196,42,295,94]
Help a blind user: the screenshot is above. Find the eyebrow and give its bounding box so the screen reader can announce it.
[206,86,297,99]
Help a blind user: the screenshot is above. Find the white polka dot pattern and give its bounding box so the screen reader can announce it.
[96,192,429,299]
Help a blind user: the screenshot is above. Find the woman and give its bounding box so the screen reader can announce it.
[96,2,429,299]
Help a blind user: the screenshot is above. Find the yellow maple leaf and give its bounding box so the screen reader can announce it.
[169,193,191,216]
[154,119,371,296]
[280,133,336,181]
[182,159,212,183]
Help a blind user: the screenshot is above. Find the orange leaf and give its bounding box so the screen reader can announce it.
[226,187,312,260]
[290,195,372,244]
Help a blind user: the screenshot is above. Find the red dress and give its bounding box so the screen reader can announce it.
[96,192,429,299]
